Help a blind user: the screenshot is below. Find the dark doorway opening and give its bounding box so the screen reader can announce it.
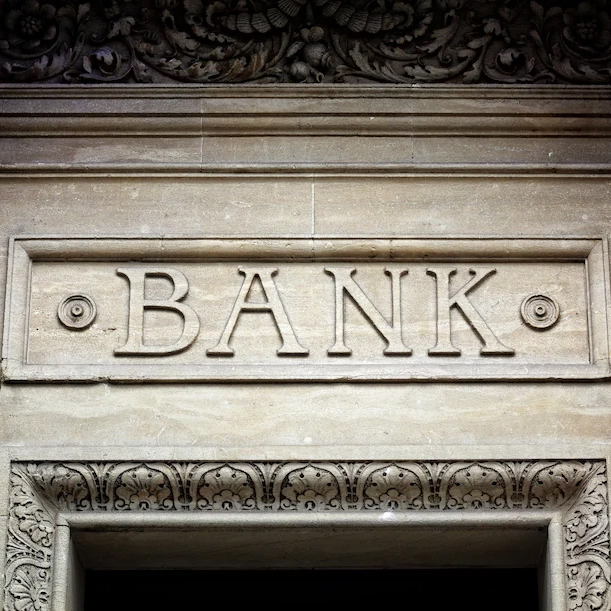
[85,568,539,610]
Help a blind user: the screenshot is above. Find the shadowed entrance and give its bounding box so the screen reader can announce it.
[85,569,539,610]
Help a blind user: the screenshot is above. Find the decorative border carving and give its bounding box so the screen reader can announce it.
[4,460,610,611]
[0,1,610,85]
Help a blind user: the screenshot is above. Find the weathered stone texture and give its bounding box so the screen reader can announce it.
[0,81,610,611]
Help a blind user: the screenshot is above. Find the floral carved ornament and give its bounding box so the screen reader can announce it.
[0,0,610,84]
[4,460,610,611]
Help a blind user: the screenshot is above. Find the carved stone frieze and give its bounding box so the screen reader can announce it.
[4,460,610,611]
[0,0,610,85]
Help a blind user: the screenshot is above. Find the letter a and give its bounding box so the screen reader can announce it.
[427,267,514,356]
[115,268,200,356]
[325,268,411,356]
[207,267,308,357]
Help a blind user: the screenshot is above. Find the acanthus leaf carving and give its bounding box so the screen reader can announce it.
[196,464,258,511]
[4,460,610,611]
[5,466,55,611]
[362,463,425,510]
[277,463,344,510]
[564,462,611,611]
[0,1,609,85]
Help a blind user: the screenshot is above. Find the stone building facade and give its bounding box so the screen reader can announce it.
[0,1,611,610]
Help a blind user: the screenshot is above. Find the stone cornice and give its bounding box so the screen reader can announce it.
[1,85,610,138]
[0,85,610,173]
[2,84,611,97]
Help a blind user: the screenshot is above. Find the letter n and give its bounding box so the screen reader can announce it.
[325,267,411,356]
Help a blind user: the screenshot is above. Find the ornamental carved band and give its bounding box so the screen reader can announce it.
[0,0,609,84]
[5,460,611,611]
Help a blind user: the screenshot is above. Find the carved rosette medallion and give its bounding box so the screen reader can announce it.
[521,294,561,330]
[4,460,610,611]
[57,294,97,330]
[0,1,609,85]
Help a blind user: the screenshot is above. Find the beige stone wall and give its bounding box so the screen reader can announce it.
[0,85,610,610]
[1,86,610,455]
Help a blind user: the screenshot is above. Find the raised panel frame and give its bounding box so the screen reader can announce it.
[2,236,610,382]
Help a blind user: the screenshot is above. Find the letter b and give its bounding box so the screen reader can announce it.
[115,268,200,356]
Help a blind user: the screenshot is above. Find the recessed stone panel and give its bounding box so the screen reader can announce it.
[3,237,608,382]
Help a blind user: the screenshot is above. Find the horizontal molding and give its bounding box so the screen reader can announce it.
[1,87,609,172]
[7,444,610,462]
[1,86,610,138]
[15,236,600,261]
[2,116,611,138]
[1,163,611,175]
[2,84,611,98]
